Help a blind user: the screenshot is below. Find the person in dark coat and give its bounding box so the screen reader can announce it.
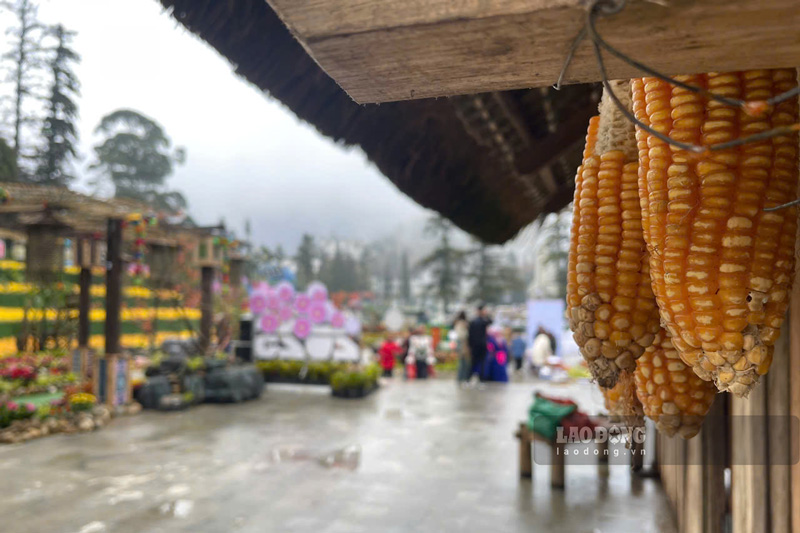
[468,305,492,381]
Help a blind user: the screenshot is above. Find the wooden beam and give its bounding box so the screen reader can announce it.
[267,0,800,103]
[514,101,595,176]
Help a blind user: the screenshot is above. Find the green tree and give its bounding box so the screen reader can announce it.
[319,245,359,292]
[90,109,187,211]
[357,247,374,292]
[34,24,80,186]
[539,211,570,298]
[399,250,411,304]
[417,216,465,313]
[294,234,316,289]
[0,138,18,180]
[1,0,46,173]
[467,241,507,304]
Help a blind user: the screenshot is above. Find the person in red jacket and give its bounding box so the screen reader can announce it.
[379,338,400,377]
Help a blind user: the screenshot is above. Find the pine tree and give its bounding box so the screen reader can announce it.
[0,138,18,180]
[467,241,507,304]
[34,24,80,186]
[294,234,315,289]
[417,216,466,313]
[1,0,46,175]
[399,251,411,304]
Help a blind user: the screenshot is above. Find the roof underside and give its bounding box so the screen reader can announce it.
[160,0,599,243]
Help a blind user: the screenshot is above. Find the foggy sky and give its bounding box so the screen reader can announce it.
[10,0,431,250]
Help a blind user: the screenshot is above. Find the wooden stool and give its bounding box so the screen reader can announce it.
[515,421,610,489]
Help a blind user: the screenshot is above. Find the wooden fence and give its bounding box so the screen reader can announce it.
[659,273,800,533]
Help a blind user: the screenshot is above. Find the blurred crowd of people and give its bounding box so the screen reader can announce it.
[376,304,558,385]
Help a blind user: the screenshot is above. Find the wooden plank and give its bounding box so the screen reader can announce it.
[704,399,728,533]
[769,317,792,533]
[267,0,800,103]
[731,379,769,533]
[791,249,800,533]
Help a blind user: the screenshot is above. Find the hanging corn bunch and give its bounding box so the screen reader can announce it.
[632,70,799,397]
[634,328,717,439]
[567,81,661,388]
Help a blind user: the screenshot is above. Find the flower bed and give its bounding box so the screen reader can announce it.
[255,360,350,385]
[0,351,77,398]
[0,392,115,444]
[330,365,381,399]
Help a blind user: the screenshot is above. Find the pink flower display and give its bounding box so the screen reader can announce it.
[275,281,295,303]
[278,305,294,323]
[265,291,281,311]
[249,292,268,315]
[260,314,280,334]
[308,302,328,324]
[307,281,328,302]
[330,311,345,329]
[294,294,311,314]
[293,317,312,339]
[25,403,35,412]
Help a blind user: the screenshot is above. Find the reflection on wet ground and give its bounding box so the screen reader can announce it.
[0,379,676,533]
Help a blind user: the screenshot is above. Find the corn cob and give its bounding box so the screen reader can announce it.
[634,328,717,438]
[568,81,662,388]
[602,371,644,422]
[632,70,799,397]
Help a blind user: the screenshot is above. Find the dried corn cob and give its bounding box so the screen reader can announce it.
[632,70,799,396]
[602,371,644,422]
[568,81,661,388]
[634,328,717,438]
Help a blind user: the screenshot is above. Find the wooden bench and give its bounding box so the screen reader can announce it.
[514,421,610,489]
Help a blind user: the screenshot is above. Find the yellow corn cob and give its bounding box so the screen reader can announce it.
[634,328,717,438]
[632,70,799,396]
[568,81,661,388]
[602,371,644,422]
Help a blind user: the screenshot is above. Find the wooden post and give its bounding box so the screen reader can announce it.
[104,219,123,357]
[103,219,123,408]
[551,441,565,489]
[517,423,532,479]
[78,265,91,349]
[200,265,214,354]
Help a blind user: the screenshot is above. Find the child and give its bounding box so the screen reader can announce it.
[378,338,400,377]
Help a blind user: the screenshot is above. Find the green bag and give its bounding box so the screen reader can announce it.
[528,396,577,441]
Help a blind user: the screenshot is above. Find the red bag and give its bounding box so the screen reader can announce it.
[559,410,596,433]
[406,363,416,380]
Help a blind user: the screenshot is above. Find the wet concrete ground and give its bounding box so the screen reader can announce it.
[0,378,676,533]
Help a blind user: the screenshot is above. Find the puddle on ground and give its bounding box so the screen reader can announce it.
[383,408,404,420]
[262,445,361,470]
[76,521,106,533]
[159,499,194,518]
[317,444,361,470]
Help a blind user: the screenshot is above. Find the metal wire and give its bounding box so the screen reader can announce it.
[557,0,800,210]
[582,0,800,157]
